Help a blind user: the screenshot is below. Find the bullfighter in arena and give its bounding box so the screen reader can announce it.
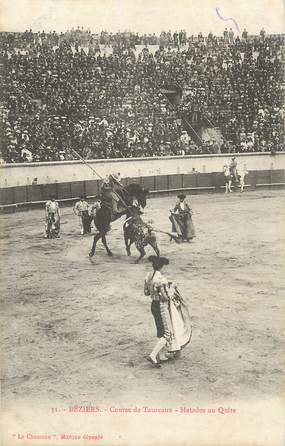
[45,195,60,238]
[144,256,192,367]
[100,173,124,217]
[73,195,91,235]
[169,194,195,242]
[229,157,239,183]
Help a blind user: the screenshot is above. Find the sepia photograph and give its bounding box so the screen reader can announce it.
[0,0,284,445]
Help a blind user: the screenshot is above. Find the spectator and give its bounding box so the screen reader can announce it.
[0,28,283,163]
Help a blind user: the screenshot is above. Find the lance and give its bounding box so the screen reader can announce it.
[70,149,180,240]
[70,147,104,179]
[69,147,134,214]
[154,229,180,243]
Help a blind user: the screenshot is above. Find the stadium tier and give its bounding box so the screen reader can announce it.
[0,29,284,163]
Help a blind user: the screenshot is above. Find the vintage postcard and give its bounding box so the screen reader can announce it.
[0,0,284,445]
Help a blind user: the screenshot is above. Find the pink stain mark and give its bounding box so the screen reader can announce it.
[216,7,241,33]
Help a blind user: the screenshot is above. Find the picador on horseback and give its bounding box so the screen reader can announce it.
[88,173,150,258]
[100,173,125,219]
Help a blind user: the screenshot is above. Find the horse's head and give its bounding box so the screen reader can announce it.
[125,184,149,208]
[126,205,144,220]
[138,188,149,208]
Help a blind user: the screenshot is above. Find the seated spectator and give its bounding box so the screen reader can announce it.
[0,29,283,163]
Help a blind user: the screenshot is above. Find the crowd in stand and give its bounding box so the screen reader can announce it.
[177,31,284,153]
[0,27,284,163]
[0,28,188,50]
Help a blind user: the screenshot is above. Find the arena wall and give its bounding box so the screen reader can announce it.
[0,158,284,209]
[1,152,284,188]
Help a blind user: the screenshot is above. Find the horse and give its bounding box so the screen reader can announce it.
[223,165,234,193]
[123,207,160,263]
[237,168,248,192]
[88,183,149,258]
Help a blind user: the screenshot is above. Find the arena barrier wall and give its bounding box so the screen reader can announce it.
[1,152,285,188]
[0,168,284,210]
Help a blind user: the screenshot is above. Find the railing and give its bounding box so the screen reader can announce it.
[0,169,284,210]
[1,152,284,188]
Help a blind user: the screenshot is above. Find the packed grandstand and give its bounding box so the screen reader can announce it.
[0,28,284,163]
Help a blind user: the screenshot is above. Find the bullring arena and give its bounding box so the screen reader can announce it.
[1,6,285,444]
[1,187,285,409]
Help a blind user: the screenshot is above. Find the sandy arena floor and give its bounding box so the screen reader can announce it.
[1,190,285,412]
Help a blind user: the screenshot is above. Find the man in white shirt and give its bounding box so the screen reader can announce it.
[73,195,90,235]
[238,167,248,193]
[45,195,60,238]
